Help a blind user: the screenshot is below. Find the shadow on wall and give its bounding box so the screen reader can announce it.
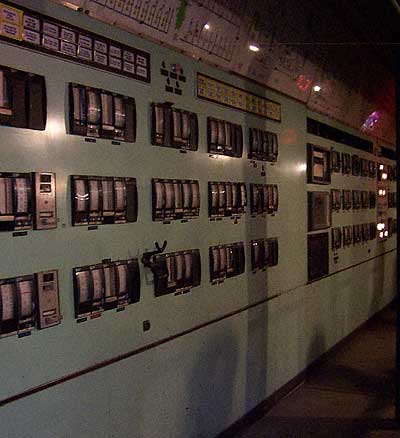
[185,328,240,438]
[307,325,327,365]
[369,255,385,317]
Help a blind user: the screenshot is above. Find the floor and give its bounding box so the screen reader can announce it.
[228,306,400,438]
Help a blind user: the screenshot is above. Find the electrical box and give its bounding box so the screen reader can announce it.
[307,232,329,281]
[307,144,331,184]
[308,191,331,231]
[36,270,61,329]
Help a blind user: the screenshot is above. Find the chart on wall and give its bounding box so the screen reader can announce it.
[50,0,395,145]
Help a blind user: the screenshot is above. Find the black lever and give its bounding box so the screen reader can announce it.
[141,241,167,271]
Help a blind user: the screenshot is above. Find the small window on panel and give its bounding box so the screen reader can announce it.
[369,161,377,179]
[362,223,370,242]
[251,239,265,271]
[361,191,369,209]
[331,227,342,250]
[353,225,362,245]
[70,83,136,142]
[342,189,352,210]
[342,153,351,175]
[342,226,353,247]
[251,238,279,272]
[0,172,35,232]
[152,179,200,221]
[331,189,341,212]
[361,159,369,177]
[308,191,331,231]
[307,144,331,184]
[0,69,12,117]
[71,175,137,227]
[151,103,197,151]
[73,257,140,319]
[207,117,243,158]
[369,222,377,240]
[0,280,18,337]
[208,181,246,219]
[209,242,245,283]
[331,150,341,173]
[352,190,361,210]
[307,233,329,282]
[351,155,361,176]
[266,238,279,267]
[153,249,201,297]
[249,129,279,162]
[0,66,46,130]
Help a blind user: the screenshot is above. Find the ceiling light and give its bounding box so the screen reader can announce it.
[204,23,210,30]
[249,44,260,52]
[313,85,322,92]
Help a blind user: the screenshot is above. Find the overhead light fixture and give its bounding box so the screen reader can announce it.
[204,23,210,30]
[313,85,322,92]
[249,44,260,52]
[61,1,82,10]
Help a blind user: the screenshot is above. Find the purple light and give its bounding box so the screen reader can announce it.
[362,111,380,130]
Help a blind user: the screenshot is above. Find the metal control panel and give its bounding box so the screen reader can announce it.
[0,2,396,438]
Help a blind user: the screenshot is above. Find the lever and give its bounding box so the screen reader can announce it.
[141,241,167,271]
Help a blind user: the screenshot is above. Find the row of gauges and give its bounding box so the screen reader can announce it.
[307,143,396,185]
[0,67,279,161]
[0,173,280,232]
[331,189,377,211]
[0,238,280,337]
[74,238,279,320]
[331,220,397,250]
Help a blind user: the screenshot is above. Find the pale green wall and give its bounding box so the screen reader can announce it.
[0,1,396,437]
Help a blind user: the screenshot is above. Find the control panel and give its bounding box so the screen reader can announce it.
[69,83,136,142]
[71,175,137,226]
[73,257,140,319]
[0,171,57,232]
[0,269,60,337]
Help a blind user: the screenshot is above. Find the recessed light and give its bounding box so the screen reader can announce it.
[249,44,260,52]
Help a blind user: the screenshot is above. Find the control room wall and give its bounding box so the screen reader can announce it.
[0,1,396,437]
